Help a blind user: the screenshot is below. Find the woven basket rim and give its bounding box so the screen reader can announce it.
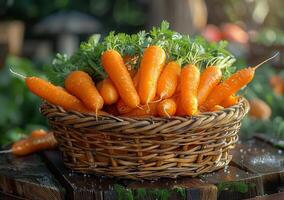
[40,97,249,122]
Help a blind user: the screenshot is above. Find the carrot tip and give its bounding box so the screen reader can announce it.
[253,52,279,70]
[151,97,163,104]
[0,149,13,154]
[137,105,144,110]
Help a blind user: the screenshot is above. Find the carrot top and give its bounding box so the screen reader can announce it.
[46,21,236,85]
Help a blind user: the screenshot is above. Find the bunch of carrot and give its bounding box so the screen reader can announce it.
[22,44,277,118]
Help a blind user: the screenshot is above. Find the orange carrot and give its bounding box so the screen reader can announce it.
[201,69,253,110]
[121,103,158,117]
[157,61,181,100]
[97,78,119,105]
[30,129,48,138]
[25,77,89,113]
[249,98,271,120]
[101,50,140,108]
[220,95,239,108]
[11,133,57,156]
[138,45,166,105]
[197,66,222,106]
[180,64,200,115]
[210,105,224,112]
[116,72,140,114]
[65,71,104,112]
[202,54,278,110]
[157,98,177,117]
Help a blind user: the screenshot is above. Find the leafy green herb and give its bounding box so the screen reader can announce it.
[46,21,235,85]
[217,181,249,194]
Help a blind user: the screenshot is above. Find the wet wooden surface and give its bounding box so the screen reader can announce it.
[0,152,65,200]
[1,135,284,200]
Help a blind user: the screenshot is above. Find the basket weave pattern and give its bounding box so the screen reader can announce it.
[40,98,249,179]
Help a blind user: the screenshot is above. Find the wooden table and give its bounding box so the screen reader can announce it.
[1,134,284,200]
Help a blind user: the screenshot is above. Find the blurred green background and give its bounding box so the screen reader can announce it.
[0,0,284,145]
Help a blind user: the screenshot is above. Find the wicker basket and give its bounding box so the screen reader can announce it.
[40,98,249,180]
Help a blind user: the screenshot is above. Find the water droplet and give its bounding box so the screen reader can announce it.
[236,174,239,177]
[240,149,243,153]
[248,148,251,152]
[278,150,283,154]
[261,149,265,153]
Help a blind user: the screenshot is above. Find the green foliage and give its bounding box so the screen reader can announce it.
[46,21,236,85]
[217,181,248,194]
[114,184,134,200]
[174,187,186,199]
[0,56,46,145]
[113,184,186,200]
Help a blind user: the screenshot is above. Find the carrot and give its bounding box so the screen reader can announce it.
[220,95,239,108]
[121,102,158,117]
[210,105,224,112]
[249,98,271,120]
[197,66,222,106]
[138,45,166,105]
[116,72,140,114]
[101,50,140,108]
[25,77,89,113]
[65,71,104,113]
[202,54,278,110]
[156,61,181,100]
[30,129,48,138]
[8,133,57,156]
[269,75,284,95]
[157,98,177,117]
[180,64,200,115]
[97,78,119,105]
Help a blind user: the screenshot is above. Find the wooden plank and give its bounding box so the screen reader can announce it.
[0,191,27,200]
[231,138,284,194]
[201,165,263,200]
[43,150,218,200]
[254,134,284,150]
[0,152,65,200]
[43,150,116,200]
[245,191,284,200]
